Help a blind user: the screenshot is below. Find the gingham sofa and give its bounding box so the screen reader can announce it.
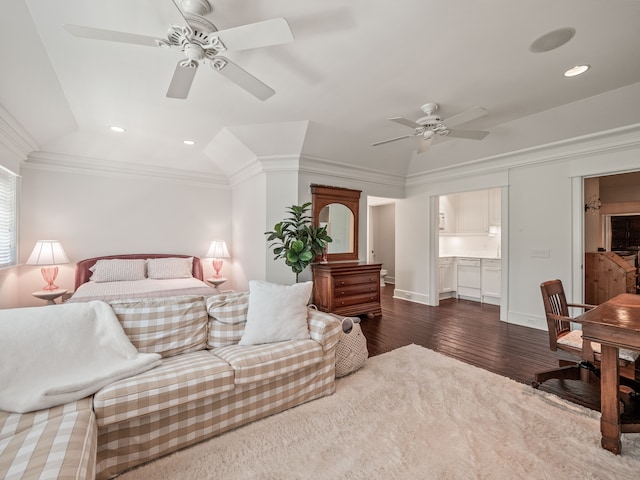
[0,292,343,479]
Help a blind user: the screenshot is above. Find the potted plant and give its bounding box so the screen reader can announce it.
[265,202,332,282]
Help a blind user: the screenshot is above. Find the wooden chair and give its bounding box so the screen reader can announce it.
[533,279,640,389]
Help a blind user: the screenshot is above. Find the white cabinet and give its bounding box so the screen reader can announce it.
[457,258,481,300]
[438,195,458,234]
[440,188,501,235]
[457,191,489,234]
[481,259,501,305]
[439,257,455,298]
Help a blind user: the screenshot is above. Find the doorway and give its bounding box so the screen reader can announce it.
[367,197,396,285]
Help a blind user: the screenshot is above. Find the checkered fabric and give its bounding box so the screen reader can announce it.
[94,351,235,427]
[109,295,208,358]
[93,305,342,479]
[95,355,337,479]
[213,339,324,384]
[308,309,343,351]
[206,291,250,347]
[0,398,97,480]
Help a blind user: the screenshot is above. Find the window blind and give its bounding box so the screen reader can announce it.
[0,167,17,268]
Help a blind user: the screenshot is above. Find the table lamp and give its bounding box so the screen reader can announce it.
[205,240,230,278]
[26,240,70,290]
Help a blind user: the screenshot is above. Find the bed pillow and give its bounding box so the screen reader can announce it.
[147,257,193,279]
[90,259,147,283]
[239,280,312,345]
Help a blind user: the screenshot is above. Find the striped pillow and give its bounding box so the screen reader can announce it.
[90,259,146,282]
[147,257,193,279]
[109,296,208,358]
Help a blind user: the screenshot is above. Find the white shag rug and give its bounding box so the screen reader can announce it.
[120,344,640,479]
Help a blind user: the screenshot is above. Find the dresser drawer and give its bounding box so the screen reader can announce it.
[334,291,380,308]
[333,273,379,287]
[335,282,378,297]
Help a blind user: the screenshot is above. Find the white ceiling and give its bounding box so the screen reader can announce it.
[3,0,640,179]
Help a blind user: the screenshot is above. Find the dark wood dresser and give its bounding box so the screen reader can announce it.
[311,262,382,317]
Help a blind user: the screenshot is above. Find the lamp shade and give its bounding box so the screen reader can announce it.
[205,240,230,259]
[26,240,69,266]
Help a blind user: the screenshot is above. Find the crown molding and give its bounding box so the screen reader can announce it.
[0,104,39,159]
[299,155,406,190]
[24,151,229,187]
[406,123,640,187]
[227,153,407,193]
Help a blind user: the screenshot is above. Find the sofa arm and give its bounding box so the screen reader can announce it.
[307,308,343,353]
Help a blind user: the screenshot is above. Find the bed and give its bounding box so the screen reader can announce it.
[66,254,216,303]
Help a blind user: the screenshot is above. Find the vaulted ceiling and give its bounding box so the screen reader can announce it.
[2,0,640,181]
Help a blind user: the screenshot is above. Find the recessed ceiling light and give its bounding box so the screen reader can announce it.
[564,65,590,77]
[109,126,126,133]
[529,28,576,53]
[183,140,196,145]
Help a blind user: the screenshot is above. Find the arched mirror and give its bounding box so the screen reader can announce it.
[311,184,361,261]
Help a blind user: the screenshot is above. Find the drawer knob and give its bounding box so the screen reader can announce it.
[340,291,345,296]
[339,281,345,286]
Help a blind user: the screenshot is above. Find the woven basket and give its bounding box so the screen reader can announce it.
[335,317,368,378]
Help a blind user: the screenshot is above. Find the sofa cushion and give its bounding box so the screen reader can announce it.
[94,351,234,427]
[109,295,208,358]
[212,339,324,384]
[207,292,249,348]
[0,397,97,480]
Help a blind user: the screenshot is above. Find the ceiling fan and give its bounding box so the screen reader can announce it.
[372,103,490,153]
[63,0,294,100]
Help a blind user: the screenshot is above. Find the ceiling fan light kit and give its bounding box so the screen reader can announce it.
[372,102,489,153]
[63,0,293,100]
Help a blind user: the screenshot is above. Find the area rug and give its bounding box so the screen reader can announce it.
[120,344,640,479]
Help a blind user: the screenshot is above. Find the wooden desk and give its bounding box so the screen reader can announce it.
[577,293,640,454]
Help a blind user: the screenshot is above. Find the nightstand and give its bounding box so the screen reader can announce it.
[32,288,67,305]
[206,277,228,289]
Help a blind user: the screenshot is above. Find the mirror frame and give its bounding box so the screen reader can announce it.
[311,184,361,262]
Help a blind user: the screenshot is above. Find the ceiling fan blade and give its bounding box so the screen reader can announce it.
[371,134,416,146]
[214,18,294,51]
[212,56,275,100]
[63,24,163,47]
[166,62,198,99]
[389,117,423,129]
[417,136,433,153]
[447,129,490,140]
[443,106,488,128]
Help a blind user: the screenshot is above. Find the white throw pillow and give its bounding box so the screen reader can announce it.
[239,280,313,345]
[90,259,147,282]
[147,257,193,279]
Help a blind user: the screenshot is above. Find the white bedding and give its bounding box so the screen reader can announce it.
[67,278,216,303]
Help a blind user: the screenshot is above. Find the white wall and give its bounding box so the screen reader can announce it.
[231,172,267,291]
[15,165,231,307]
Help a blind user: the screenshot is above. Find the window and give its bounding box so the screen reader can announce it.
[0,166,17,268]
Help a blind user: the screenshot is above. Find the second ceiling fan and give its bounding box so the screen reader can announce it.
[64,0,294,100]
[372,103,490,153]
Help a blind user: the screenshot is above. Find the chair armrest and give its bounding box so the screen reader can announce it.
[307,308,343,353]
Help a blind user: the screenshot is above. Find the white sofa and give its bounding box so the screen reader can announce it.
[0,291,343,479]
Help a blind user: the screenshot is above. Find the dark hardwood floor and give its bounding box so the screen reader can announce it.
[359,284,604,410]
